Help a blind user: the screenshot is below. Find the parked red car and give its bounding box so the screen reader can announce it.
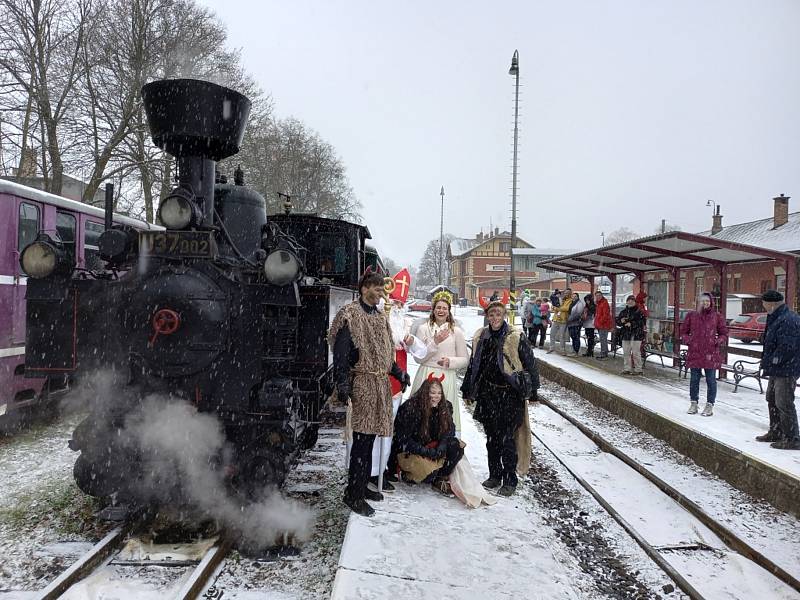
[728,313,767,344]
[407,299,432,312]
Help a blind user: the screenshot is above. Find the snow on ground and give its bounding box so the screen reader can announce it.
[536,349,800,480]
[531,400,798,599]
[331,407,605,600]
[0,405,110,593]
[538,379,800,584]
[331,307,677,600]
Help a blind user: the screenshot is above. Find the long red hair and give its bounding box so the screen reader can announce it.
[408,379,453,444]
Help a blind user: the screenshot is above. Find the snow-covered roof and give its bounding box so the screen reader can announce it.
[449,238,479,256]
[699,211,800,253]
[449,232,534,257]
[512,248,578,257]
[0,179,160,230]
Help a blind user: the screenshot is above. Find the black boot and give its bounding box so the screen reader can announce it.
[344,496,375,517]
[364,488,384,502]
[755,430,782,442]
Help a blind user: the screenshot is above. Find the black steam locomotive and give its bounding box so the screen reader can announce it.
[21,79,377,502]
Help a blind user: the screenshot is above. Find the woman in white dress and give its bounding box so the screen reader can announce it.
[411,291,469,437]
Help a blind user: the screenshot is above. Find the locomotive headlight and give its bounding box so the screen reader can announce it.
[264,250,302,286]
[158,194,193,229]
[19,236,72,279]
[20,241,57,278]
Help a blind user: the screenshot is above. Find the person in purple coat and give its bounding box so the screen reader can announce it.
[680,293,728,416]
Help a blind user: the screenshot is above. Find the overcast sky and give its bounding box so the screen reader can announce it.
[198,0,800,269]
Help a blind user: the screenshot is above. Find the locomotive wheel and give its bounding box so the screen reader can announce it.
[236,453,288,498]
[74,453,118,498]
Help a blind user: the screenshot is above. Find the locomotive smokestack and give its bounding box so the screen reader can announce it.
[141,79,252,228]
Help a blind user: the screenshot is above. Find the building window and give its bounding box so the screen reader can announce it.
[776,274,786,293]
[679,278,686,305]
[733,274,742,292]
[499,242,510,252]
[695,276,704,296]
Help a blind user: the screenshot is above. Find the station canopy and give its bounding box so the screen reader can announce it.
[536,231,796,279]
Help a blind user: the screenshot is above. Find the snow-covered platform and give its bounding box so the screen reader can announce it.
[536,349,800,517]
[330,409,594,600]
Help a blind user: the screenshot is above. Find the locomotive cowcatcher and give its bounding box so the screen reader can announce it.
[20,79,375,503]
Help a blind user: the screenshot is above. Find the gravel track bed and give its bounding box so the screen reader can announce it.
[464,401,678,600]
[538,378,800,580]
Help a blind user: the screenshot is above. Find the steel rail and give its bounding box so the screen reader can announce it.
[33,524,131,600]
[172,537,231,600]
[538,396,800,595]
[532,430,706,599]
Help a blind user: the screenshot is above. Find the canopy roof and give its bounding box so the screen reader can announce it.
[537,231,796,279]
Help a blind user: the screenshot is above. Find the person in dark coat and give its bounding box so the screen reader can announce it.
[582,294,597,357]
[329,271,411,517]
[680,293,728,416]
[549,289,561,308]
[757,290,800,450]
[388,377,464,492]
[461,301,539,497]
[616,295,646,375]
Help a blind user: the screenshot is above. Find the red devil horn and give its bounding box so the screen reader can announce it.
[427,372,435,382]
[438,373,445,383]
[427,372,446,383]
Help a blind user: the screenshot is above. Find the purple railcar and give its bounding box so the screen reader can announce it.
[0,179,159,419]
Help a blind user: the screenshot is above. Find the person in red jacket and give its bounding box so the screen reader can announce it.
[593,290,613,359]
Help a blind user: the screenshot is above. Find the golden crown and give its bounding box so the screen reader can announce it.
[431,290,454,306]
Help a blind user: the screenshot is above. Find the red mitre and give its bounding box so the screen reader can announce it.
[389,268,411,303]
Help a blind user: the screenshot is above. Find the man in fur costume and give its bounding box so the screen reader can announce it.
[368,268,427,493]
[329,270,411,517]
[461,300,539,497]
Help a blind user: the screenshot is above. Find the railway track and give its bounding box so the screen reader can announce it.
[533,395,800,599]
[32,523,230,600]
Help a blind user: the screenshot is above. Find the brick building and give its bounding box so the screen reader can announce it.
[647,194,800,310]
[447,228,535,303]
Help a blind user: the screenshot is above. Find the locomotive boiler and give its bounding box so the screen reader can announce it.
[20,79,374,503]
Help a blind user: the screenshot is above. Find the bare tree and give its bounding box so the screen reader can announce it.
[416,234,456,290]
[226,116,361,221]
[0,0,98,194]
[605,227,641,245]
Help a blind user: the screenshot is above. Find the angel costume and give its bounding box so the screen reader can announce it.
[411,314,469,437]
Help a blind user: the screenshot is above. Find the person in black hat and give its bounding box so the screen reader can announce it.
[756,290,800,450]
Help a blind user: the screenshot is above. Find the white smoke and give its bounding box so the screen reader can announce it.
[125,396,315,550]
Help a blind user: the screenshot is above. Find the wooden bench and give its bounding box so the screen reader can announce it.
[720,358,764,393]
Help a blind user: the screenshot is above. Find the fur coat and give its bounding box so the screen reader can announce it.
[328,301,395,436]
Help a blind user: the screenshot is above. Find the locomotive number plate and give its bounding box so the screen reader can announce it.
[139,231,215,258]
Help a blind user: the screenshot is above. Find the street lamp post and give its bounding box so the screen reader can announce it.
[509,50,520,299]
[439,186,445,286]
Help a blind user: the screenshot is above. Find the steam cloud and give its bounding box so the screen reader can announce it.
[125,396,315,550]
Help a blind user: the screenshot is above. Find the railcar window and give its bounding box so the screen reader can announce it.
[84,221,105,269]
[56,211,77,259]
[17,202,40,251]
[318,234,348,273]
